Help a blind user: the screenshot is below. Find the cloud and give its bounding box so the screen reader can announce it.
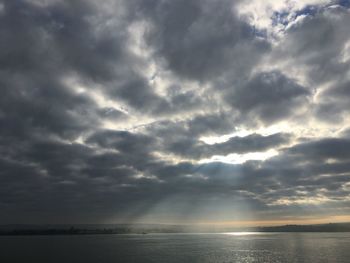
[287,137,350,161]
[314,79,350,122]
[0,0,350,224]
[163,133,290,159]
[273,4,350,83]
[226,71,310,123]
[136,0,269,81]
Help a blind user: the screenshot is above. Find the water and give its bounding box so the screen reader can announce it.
[1,232,350,262]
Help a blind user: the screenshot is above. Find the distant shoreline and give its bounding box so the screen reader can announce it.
[1,222,350,236]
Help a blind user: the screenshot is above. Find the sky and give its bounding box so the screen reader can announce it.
[1,0,350,226]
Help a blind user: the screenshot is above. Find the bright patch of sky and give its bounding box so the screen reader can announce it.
[238,0,348,39]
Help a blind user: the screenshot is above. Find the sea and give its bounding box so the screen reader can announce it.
[1,232,350,262]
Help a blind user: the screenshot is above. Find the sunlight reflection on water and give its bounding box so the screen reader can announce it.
[223,232,262,236]
[1,233,350,263]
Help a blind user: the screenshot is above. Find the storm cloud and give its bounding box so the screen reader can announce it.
[1,0,350,225]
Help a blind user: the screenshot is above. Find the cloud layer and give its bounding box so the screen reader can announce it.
[1,0,350,224]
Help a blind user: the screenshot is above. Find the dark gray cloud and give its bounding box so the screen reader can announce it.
[146,111,236,140]
[314,79,350,122]
[275,5,350,82]
[287,137,350,161]
[0,0,131,142]
[136,0,269,81]
[226,71,310,123]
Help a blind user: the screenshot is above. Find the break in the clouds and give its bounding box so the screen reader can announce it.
[1,0,350,225]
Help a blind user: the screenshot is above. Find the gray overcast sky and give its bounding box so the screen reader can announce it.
[1,0,350,226]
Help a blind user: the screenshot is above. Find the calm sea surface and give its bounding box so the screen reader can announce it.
[1,232,350,262]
